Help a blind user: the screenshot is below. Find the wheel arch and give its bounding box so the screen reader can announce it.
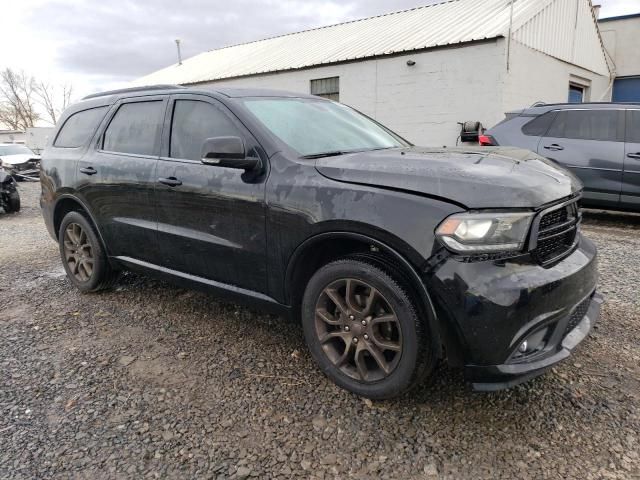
[285,231,443,358]
[53,195,109,253]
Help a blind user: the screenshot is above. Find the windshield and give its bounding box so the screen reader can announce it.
[0,145,34,156]
[241,98,409,157]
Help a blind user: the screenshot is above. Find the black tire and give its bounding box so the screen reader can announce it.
[301,258,435,399]
[4,190,20,213]
[58,211,118,293]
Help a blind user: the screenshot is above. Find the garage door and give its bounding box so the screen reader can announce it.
[613,77,640,102]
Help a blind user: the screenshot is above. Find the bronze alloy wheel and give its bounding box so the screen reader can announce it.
[62,222,94,282]
[315,278,403,382]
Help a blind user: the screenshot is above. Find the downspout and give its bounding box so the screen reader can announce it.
[598,41,617,100]
[506,0,515,71]
[593,1,617,100]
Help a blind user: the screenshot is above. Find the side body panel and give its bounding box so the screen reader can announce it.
[622,109,640,208]
[74,96,167,262]
[537,135,624,207]
[154,94,269,293]
[262,152,463,303]
[40,98,114,240]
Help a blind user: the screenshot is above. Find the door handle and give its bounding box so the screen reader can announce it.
[79,166,97,175]
[543,144,564,151]
[627,153,640,159]
[158,177,182,187]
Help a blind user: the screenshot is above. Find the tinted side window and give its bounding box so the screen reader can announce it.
[547,110,623,142]
[103,101,163,155]
[170,100,241,161]
[522,111,557,136]
[627,110,640,143]
[54,106,108,148]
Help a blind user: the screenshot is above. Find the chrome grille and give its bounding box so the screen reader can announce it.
[531,198,580,266]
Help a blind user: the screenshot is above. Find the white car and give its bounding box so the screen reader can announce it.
[0,144,41,180]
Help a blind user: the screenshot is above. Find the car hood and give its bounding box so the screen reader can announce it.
[0,153,40,165]
[314,146,582,209]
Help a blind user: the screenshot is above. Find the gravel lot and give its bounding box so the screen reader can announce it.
[1,182,639,479]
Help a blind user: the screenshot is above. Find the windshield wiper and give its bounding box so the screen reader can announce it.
[300,151,349,159]
[300,147,398,159]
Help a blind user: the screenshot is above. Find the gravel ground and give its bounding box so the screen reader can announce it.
[1,182,639,479]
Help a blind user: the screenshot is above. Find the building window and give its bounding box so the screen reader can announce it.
[311,77,339,101]
[612,76,640,102]
[568,84,585,103]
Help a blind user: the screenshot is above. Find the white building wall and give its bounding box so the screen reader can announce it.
[25,127,55,154]
[201,40,507,147]
[0,131,25,144]
[201,37,610,145]
[502,41,610,112]
[599,16,640,77]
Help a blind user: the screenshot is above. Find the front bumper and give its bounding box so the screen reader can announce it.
[5,159,40,180]
[468,291,602,391]
[427,233,600,391]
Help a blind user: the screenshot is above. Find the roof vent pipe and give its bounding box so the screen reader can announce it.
[593,4,601,19]
[175,39,183,66]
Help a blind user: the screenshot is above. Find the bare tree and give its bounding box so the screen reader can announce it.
[0,68,40,130]
[35,81,73,125]
[0,103,22,130]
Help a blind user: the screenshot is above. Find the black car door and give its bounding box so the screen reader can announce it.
[76,96,167,263]
[537,109,625,208]
[622,109,640,209]
[154,94,269,294]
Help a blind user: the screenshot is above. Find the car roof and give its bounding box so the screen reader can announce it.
[514,102,640,116]
[82,85,319,101]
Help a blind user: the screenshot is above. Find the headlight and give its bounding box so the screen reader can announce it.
[436,211,534,254]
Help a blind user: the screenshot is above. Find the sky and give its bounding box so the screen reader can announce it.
[2,0,639,102]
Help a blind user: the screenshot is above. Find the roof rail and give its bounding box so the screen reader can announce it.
[529,101,640,107]
[82,84,185,100]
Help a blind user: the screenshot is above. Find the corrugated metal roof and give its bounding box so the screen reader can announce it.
[133,0,609,86]
[512,0,609,76]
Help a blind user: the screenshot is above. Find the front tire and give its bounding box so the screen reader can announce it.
[301,258,435,399]
[3,190,20,213]
[58,211,118,292]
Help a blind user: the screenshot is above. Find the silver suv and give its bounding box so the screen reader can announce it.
[483,103,640,212]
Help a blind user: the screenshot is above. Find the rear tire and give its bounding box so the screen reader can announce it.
[3,190,20,213]
[301,258,435,399]
[58,211,118,292]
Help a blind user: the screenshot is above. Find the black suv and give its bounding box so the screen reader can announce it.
[482,102,640,212]
[41,86,602,399]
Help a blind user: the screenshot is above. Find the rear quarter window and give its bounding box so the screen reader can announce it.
[521,111,557,136]
[53,106,108,148]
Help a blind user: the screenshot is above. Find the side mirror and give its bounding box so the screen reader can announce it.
[200,136,260,170]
